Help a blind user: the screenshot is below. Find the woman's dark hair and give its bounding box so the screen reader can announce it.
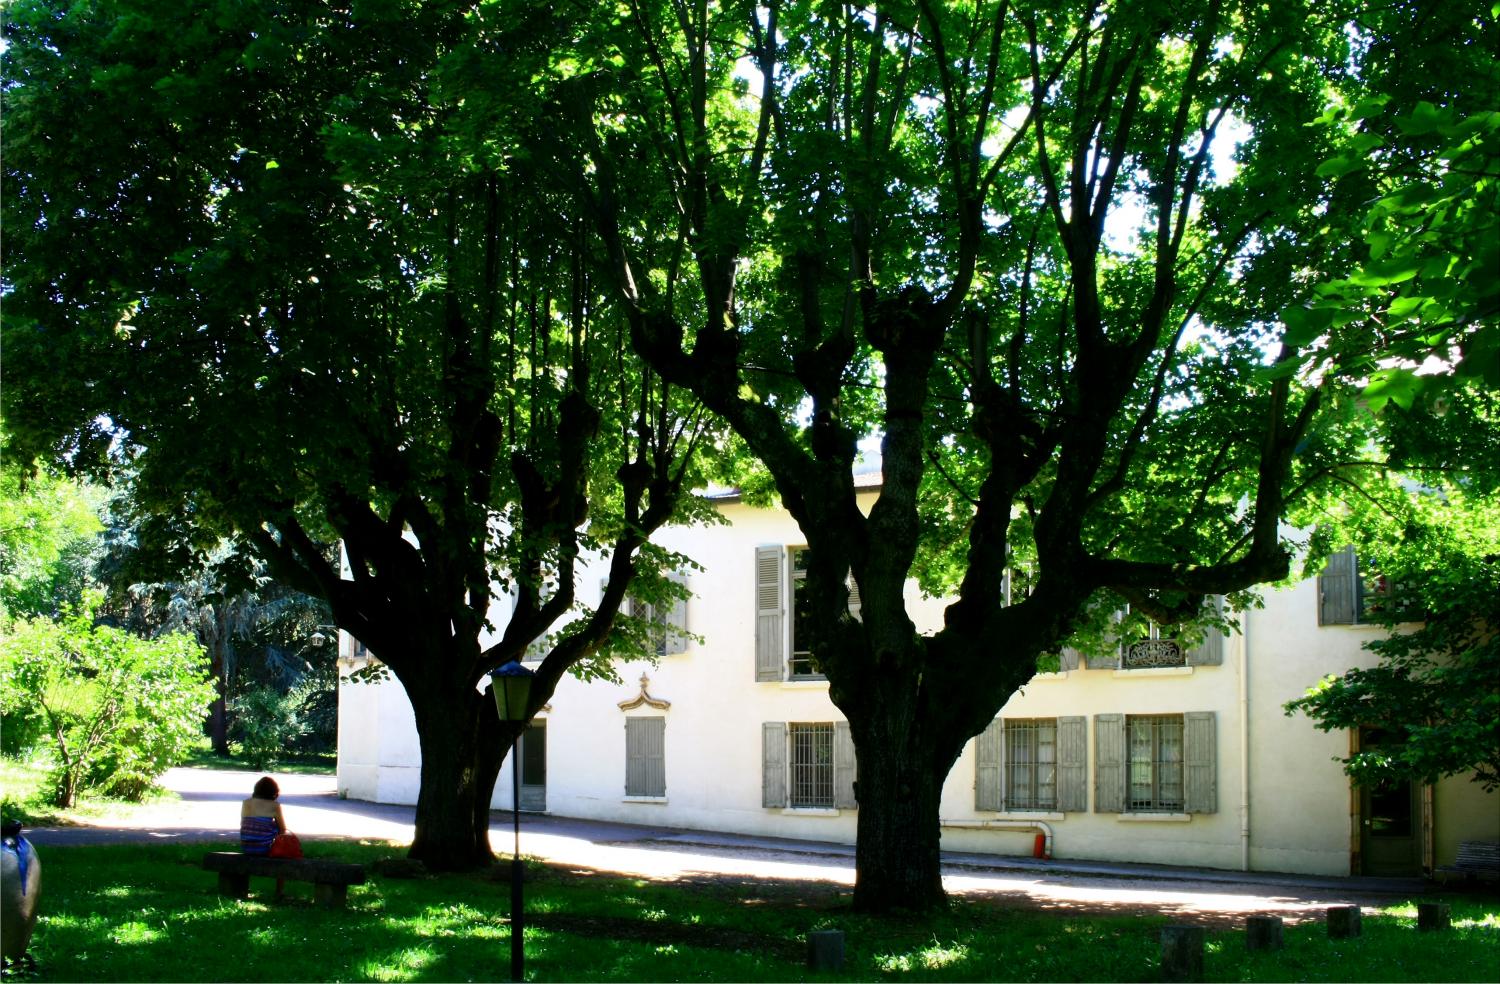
[252,777,279,800]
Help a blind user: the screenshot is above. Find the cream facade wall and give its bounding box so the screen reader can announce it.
[337,496,1498,876]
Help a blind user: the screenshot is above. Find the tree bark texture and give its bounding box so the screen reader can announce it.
[405,685,495,871]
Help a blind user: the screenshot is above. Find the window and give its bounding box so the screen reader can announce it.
[975,717,1086,812]
[761,721,856,809]
[789,549,820,679]
[1127,715,1184,812]
[754,545,860,682]
[624,717,666,798]
[1005,719,1058,811]
[603,572,691,658]
[1319,545,1417,625]
[788,723,834,808]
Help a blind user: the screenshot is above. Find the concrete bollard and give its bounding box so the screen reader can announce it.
[807,929,845,972]
[1327,904,1363,939]
[1246,914,1284,951]
[1417,902,1451,932]
[1159,924,1205,982]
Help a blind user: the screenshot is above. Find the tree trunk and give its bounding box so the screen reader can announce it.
[845,683,963,913]
[406,687,495,871]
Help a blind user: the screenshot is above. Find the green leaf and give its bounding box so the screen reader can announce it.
[1282,305,1335,347]
[1315,156,1365,179]
[1350,257,1423,287]
[1364,367,1424,412]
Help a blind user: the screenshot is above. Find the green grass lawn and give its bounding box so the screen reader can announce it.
[17,841,1500,982]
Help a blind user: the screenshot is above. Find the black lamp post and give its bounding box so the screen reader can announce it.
[491,660,534,982]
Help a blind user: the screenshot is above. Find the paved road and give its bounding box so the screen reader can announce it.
[22,767,1427,921]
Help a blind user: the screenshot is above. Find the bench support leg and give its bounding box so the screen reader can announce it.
[314,883,348,908]
[217,872,250,899]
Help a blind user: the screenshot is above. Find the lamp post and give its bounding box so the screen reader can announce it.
[491,660,534,982]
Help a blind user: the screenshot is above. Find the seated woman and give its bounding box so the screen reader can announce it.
[240,776,287,856]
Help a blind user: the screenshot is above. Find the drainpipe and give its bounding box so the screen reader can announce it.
[941,818,1054,859]
[1239,605,1252,871]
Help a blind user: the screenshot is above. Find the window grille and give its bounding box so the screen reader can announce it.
[1004,719,1058,810]
[1123,638,1185,668]
[1127,715,1184,811]
[788,723,834,808]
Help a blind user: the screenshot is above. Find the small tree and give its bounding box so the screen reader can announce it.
[1287,494,1500,791]
[0,607,215,806]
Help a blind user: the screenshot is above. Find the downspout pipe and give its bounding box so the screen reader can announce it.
[941,818,1054,859]
[1240,605,1252,871]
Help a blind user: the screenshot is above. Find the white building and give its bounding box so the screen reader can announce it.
[337,488,1497,878]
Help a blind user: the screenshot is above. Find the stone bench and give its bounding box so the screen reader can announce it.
[1434,841,1499,884]
[202,852,366,908]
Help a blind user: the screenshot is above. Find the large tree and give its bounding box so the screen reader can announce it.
[2,0,712,869]
[529,0,1493,910]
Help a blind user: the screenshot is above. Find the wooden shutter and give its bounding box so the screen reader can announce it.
[755,546,785,681]
[1186,595,1225,666]
[625,717,666,797]
[1056,716,1087,812]
[1093,713,1126,813]
[846,573,862,620]
[1087,608,1125,669]
[1184,711,1217,814]
[1001,568,1012,606]
[663,571,690,655]
[762,722,787,807]
[974,718,1005,812]
[1058,647,1081,671]
[833,721,857,809]
[1318,545,1360,625]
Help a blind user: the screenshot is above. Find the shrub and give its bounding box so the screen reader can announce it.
[0,609,215,807]
[230,684,310,769]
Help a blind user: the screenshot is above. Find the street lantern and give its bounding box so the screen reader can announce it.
[490,661,534,982]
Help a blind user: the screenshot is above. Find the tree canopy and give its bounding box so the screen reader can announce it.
[2,0,715,868]
[518,0,1495,908]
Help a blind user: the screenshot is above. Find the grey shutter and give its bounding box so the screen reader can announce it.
[1087,608,1124,669]
[664,571,690,655]
[1184,711,1217,814]
[1186,595,1225,666]
[1094,713,1126,813]
[834,720,857,809]
[975,718,1005,812]
[1056,716,1087,812]
[1001,568,1012,607]
[625,717,666,797]
[1318,545,1359,625]
[1058,647,1081,671]
[846,574,862,620]
[755,546,785,681]
[762,722,787,808]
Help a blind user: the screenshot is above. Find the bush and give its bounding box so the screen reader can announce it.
[0,609,215,807]
[230,683,311,769]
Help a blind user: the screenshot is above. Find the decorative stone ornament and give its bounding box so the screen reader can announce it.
[618,674,671,711]
[1,819,42,968]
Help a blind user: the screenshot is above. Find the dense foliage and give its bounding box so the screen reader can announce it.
[0,608,215,806]
[2,0,716,868]
[1288,489,1500,792]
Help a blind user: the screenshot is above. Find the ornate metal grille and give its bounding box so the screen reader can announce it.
[1127,715,1184,811]
[788,723,834,808]
[1123,638,1185,669]
[1004,719,1057,810]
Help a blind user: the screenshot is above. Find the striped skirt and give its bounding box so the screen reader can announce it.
[240,815,279,855]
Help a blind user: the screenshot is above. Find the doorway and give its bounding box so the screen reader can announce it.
[1358,728,1420,876]
[518,720,547,813]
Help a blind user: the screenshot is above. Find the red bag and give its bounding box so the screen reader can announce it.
[269,832,303,859]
